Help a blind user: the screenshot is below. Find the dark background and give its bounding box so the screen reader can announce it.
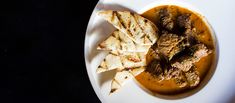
[3,0,100,103]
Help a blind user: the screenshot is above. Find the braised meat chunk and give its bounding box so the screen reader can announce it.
[177,14,192,29]
[184,28,198,45]
[163,66,201,88]
[174,75,188,88]
[172,44,212,72]
[168,41,189,60]
[185,67,200,87]
[146,59,164,81]
[156,33,184,59]
[159,8,174,31]
[165,67,180,80]
[166,68,188,88]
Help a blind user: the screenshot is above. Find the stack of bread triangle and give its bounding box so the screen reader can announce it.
[96,10,159,94]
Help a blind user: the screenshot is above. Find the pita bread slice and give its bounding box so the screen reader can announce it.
[98,10,159,45]
[97,30,151,53]
[96,51,147,73]
[110,67,145,94]
[96,53,123,73]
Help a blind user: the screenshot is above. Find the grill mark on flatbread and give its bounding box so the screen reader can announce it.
[134,15,153,43]
[115,12,133,37]
[144,21,154,43]
[116,12,126,29]
[116,32,123,50]
[98,65,102,68]
[123,68,131,71]
[133,42,138,51]
[111,11,115,23]
[110,51,119,56]
[116,31,121,41]
[120,60,125,68]
[132,13,147,40]
[126,13,132,32]
[113,78,122,86]
[110,88,117,93]
[119,43,123,50]
[98,44,105,49]
[129,13,146,44]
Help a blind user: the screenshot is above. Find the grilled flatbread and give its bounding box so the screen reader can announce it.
[110,67,145,94]
[98,10,159,45]
[96,53,123,73]
[96,51,147,73]
[97,30,151,53]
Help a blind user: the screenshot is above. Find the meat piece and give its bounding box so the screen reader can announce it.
[146,48,161,62]
[172,44,212,72]
[146,59,164,81]
[156,33,184,59]
[184,28,198,45]
[185,67,200,87]
[146,59,162,76]
[177,14,197,46]
[164,67,181,80]
[184,28,196,36]
[168,41,189,60]
[164,67,188,87]
[174,76,188,88]
[165,66,200,87]
[159,8,174,31]
[177,14,192,29]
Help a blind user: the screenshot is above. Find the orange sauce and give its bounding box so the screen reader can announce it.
[136,5,215,94]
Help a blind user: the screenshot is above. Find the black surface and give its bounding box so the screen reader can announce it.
[3,0,100,103]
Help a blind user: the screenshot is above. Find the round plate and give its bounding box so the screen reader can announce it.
[84,0,235,102]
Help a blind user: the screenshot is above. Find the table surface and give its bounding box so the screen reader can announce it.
[4,0,100,103]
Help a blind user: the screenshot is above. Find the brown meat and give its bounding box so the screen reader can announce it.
[165,67,181,80]
[184,28,198,45]
[185,67,200,87]
[177,14,198,46]
[168,41,189,60]
[147,48,161,61]
[172,44,212,72]
[146,59,164,81]
[174,76,188,88]
[159,8,174,31]
[177,14,192,29]
[165,68,188,88]
[164,66,200,88]
[156,33,184,59]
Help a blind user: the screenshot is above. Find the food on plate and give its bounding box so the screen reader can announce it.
[96,5,215,95]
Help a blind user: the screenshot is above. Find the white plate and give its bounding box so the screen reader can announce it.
[84,0,235,103]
